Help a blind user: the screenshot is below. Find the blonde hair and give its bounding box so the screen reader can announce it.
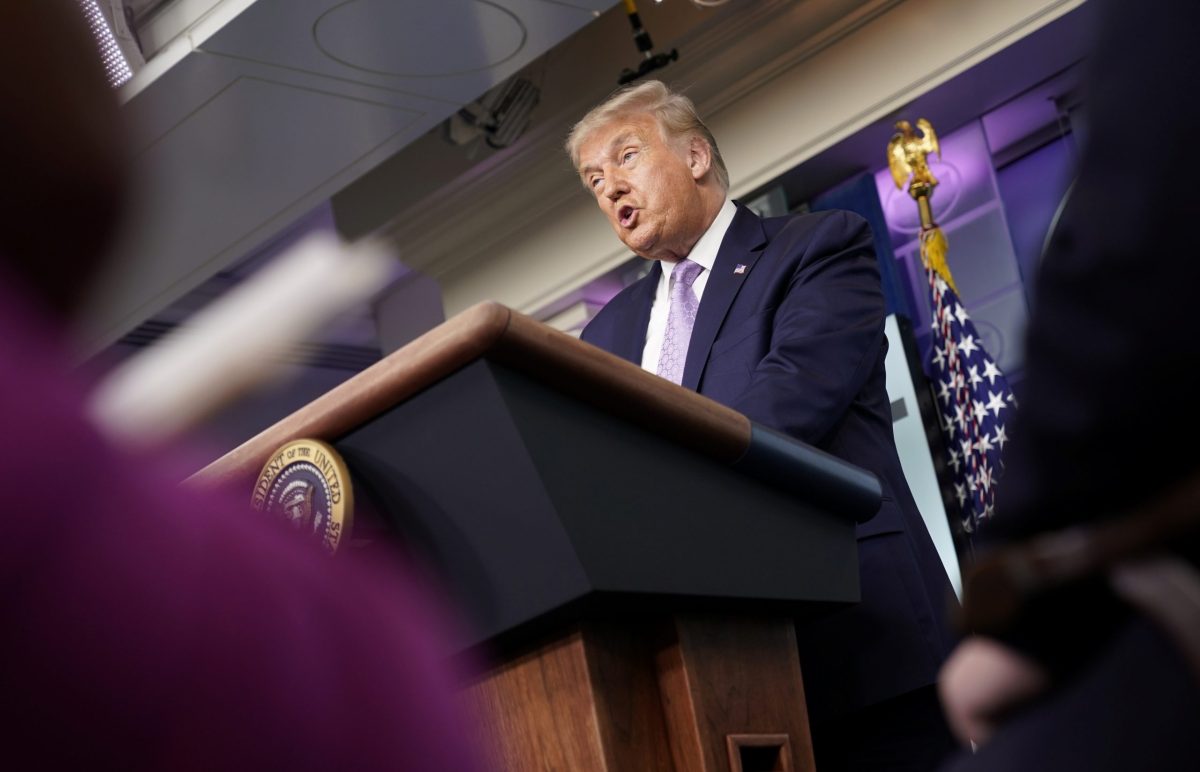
[566,80,729,191]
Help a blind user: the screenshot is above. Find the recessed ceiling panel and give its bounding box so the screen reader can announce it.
[92,76,422,346]
[200,0,611,103]
[314,0,526,77]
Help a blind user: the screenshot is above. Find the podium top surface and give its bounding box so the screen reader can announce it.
[196,302,751,487]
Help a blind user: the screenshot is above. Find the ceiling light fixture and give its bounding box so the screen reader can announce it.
[77,0,133,88]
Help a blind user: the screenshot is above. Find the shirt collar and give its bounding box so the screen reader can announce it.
[681,197,736,272]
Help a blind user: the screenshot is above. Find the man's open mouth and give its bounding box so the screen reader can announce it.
[618,206,636,228]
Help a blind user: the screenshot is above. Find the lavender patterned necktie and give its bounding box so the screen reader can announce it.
[656,259,704,385]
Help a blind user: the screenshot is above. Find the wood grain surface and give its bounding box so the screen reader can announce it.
[657,616,813,772]
[466,615,812,772]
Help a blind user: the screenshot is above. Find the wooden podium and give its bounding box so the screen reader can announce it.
[197,303,881,772]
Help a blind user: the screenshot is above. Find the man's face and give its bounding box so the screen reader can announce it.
[576,113,710,262]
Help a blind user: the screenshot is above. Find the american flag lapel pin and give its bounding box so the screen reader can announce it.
[734,264,747,274]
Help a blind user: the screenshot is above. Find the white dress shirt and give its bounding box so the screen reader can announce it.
[641,198,738,373]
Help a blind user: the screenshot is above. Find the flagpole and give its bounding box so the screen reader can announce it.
[886,119,1016,534]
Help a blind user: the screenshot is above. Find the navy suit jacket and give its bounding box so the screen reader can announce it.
[582,204,956,720]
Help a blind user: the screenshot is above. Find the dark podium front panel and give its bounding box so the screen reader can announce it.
[336,358,859,650]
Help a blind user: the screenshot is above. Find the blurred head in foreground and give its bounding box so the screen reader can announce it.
[0,0,129,319]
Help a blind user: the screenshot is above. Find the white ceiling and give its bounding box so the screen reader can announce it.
[81,0,615,352]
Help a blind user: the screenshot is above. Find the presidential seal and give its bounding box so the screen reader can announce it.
[251,438,353,554]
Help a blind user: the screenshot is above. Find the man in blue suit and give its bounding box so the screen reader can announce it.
[568,81,958,771]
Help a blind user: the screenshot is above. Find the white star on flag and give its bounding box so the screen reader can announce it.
[977,464,994,493]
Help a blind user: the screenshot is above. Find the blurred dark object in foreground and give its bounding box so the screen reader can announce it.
[944,0,1200,768]
[0,3,482,769]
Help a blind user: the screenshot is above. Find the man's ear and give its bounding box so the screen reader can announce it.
[687,136,713,181]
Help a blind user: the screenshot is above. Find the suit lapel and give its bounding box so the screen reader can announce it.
[681,205,768,390]
[611,261,660,365]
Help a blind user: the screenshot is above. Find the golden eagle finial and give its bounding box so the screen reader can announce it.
[887,118,940,198]
[886,118,958,293]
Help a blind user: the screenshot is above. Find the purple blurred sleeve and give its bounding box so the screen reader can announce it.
[0,286,484,771]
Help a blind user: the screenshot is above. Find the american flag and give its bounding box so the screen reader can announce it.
[926,263,1016,534]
